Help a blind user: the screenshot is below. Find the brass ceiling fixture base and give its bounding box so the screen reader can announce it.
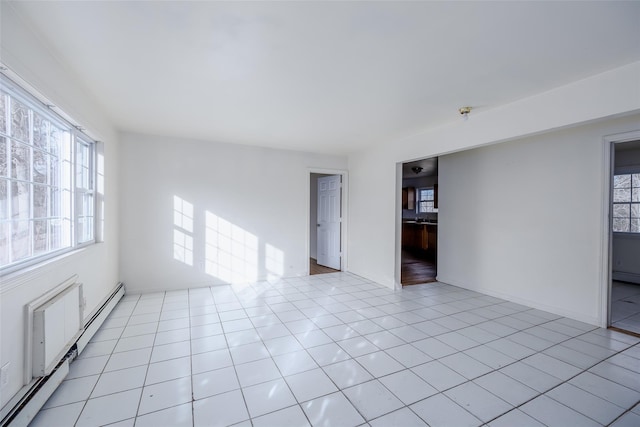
[458,106,472,116]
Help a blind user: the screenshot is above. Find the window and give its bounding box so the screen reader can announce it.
[417,187,437,213]
[1,75,96,272]
[613,173,640,233]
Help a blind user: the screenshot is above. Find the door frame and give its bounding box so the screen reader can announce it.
[395,157,440,289]
[394,161,404,290]
[306,168,349,274]
[601,130,640,328]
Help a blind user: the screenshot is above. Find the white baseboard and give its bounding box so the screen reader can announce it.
[3,361,69,427]
[1,282,124,427]
[435,275,600,327]
[77,283,124,354]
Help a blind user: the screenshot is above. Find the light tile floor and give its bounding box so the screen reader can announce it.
[30,273,640,427]
[611,281,640,334]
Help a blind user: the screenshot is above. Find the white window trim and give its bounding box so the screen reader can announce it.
[1,73,97,275]
[416,187,437,214]
[612,170,640,235]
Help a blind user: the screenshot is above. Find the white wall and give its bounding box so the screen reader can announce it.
[348,62,640,326]
[0,3,120,408]
[119,133,347,293]
[612,143,640,283]
[349,147,400,287]
[438,117,639,325]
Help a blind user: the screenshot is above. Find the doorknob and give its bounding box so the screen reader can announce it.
[317,224,321,227]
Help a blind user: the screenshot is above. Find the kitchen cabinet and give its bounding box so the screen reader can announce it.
[420,226,429,250]
[419,224,437,251]
[426,224,437,250]
[402,223,416,247]
[402,222,437,252]
[402,187,415,210]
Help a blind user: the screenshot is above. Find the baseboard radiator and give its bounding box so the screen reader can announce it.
[0,279,124,427]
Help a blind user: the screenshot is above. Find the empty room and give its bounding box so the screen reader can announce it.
[1,1,640,426]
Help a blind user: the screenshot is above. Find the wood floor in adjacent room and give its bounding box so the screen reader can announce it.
[401,250,437,286]
[310,258,340,275]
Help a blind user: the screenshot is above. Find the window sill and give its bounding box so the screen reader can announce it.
[0,245,95,294]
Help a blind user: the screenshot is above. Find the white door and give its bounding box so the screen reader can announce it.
[317,175,341,270]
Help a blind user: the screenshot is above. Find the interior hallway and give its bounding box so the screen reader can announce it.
[30,272,640,427]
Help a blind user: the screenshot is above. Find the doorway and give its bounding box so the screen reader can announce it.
[309,172,345,275]
[609,138,640,335]
[400,158,438,285]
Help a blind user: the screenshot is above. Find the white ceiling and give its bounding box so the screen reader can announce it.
[9,1,640,155]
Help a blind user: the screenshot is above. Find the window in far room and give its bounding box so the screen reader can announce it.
[613,173,640,233]
[417,187,438,213]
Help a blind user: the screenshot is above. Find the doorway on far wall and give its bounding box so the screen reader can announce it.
[310,173,342,275]
[610,138,640,335]
[401,157,439,285]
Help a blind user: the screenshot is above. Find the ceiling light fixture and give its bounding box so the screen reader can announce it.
[411,166,423,174]
[459,106,472,120]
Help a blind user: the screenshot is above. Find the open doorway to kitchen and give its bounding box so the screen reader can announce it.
[609,137,640,335]
[400,158,438,285]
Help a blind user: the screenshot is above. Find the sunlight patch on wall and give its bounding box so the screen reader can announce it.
[205,211,258,284]
[173,196,194,266]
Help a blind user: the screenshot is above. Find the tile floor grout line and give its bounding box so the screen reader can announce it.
[605,397,640,427]
[216,286,256,427]
[73,292,145,426]
[87,300,629,425]
[188,287,203,427]
[29,274,640,427]
[131,290,165,425]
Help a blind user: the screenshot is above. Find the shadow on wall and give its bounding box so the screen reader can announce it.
[172,195,284,288]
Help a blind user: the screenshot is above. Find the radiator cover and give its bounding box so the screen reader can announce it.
[25,276,84,381]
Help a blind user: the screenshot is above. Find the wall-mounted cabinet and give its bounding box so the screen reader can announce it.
[402,187,415,210]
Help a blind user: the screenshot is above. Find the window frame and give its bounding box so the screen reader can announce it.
[1,74,97,275]
[612,171,640,235]
[416,187,438,214]
[74,136,96,246]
